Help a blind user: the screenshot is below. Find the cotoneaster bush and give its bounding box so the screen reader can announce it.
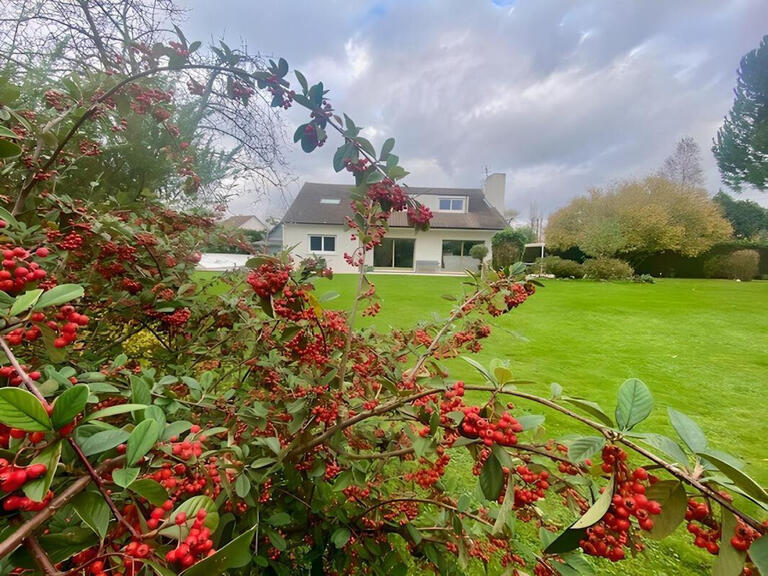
[0,24,765,576]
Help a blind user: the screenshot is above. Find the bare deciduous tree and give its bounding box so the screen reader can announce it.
[659,136,705,188]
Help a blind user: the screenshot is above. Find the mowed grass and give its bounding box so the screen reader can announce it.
[197,271,767,574]
[308,275,767,575]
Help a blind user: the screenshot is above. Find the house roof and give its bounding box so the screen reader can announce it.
[220,215,266,229]
[283,182,506,230]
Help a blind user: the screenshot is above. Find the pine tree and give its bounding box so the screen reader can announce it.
[713,35,768,190]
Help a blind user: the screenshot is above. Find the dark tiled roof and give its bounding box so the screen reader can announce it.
[283,182,506,230]
[220,215,265,228]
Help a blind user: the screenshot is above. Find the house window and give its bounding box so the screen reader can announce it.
[309,235,336,253]
[442,239,484,271]
[320,198,341,204]
[438,197,465,212]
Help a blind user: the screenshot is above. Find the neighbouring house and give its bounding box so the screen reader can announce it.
[219,215,267,233]
[278,174,508,273]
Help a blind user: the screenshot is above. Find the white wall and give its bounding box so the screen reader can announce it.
[283,224,496,274]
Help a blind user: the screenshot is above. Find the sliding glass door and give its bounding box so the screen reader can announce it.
[373,238,415,269]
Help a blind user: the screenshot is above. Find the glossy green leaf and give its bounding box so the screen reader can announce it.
[568,436,605,463]
[180,524,257,576]
[112,467,140,488]
[23,440,61,501]
[126,419,160,465]
[645,480,687,539]
[34,284,84,310]
[79,428,130,456]
[332,527,351,548]
[543,526,587,554]
[615,378,653,431]
[572,476,615,529]
[85,403,147,421]
[161,495,219,539]
[629,432,689,465]
[10,289,43,316]
[668,408,708,453]
[235,473,251,498]
[479,453,504,501]
[713,510,747,576]
[72,491,110,539]
[561,397,614,427]
[697,450,768,504]
[380,137,395,159]
[0,388,52,431]
[0,126,20,139]
[749,535,768,576]
[128,478,168,506]
[0,139,21,159]
[51,385,89,429]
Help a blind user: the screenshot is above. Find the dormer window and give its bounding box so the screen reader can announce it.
[438,197,466,212]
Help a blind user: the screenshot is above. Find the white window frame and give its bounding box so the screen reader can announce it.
[438,196,466,212]
[308,234,337,253]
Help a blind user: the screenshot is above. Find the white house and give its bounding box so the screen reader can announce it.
[278,174,508,273]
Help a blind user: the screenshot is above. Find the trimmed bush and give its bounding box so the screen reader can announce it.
[533,256,584,278]
[583,258,634,280]
[703,249,760,281]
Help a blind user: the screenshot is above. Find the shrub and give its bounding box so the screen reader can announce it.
[533,256,584,278]
[583,257,634,279]
[703,249,760,280]
[469,243,489,262]
[492,227,532,268]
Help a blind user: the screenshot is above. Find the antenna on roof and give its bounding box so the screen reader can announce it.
[483,165,489,178]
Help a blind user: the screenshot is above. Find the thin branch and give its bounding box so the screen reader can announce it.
[0,336,49,407]
[23,535,59,576]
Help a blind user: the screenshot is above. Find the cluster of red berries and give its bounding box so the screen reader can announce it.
[247,262,291,299]
[685,499,722,555]
[0,459,48,511]
[512,466,550,508]
[44,89,68,111]
[78,139,102,156]
[165,509,216,568]
[407,448,450,489]
[487,282,534,317]
[163,307,191,327]
[579,447,661,561]
[406,204,433,231]
[367,180,408,213]
[0,366,41,387]
[57,231,85,250]
[0,246,49,294]
[459,407,522,447]
[0,424,45,447]
[121,539,153,576]
[51,305,90,347]
[170,437,205,460]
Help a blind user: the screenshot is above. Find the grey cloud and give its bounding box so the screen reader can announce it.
[181,0,768,219]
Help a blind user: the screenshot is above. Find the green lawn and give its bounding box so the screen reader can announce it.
[307,274,768,575]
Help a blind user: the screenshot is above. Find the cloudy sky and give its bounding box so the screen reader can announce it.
[180,0,768,220]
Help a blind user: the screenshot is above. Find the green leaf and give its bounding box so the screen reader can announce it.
[697,450,768,504]
[493,475,516,534]
[0,126,20,139]
[713,510,747,576]
[332,527,351,548]
[479,453,504,501]
[72,491,110,539]
[51,385,89,429]
[517,414,545,430]
[644,480,687,539]
[128,478,168,506]
[0,388,52,431]
[11,527,97,567]
[572,476,615,529]
[10,289,43,316]
[34,284,84,310]
[79,428,130,456]
[180,525,257,576]
[235,474,251,498]
[294,70,309,93]
[461,356,494,384]
[112,467,140,488]
[85,403,147,421]
[561,397,614,427]
[380,138,395,160]
[629,432,689,465]
[267,512,291,527]
[749,535,768,576]
[544,526,588,554]
[615,378,653,431]
[23,440,61,501]
[131,377,151,405]
[161,495,219,539]
[667,408,708,453]
[568,436,605,463]
[126,419,161,465]
[0,139,21,159]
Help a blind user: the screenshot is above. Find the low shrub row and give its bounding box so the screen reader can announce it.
[532,256,634,280]
[703,249,760,281]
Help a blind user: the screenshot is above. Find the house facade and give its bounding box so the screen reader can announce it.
[279,174,508,273]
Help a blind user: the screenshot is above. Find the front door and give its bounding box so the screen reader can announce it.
[373,238,415,269]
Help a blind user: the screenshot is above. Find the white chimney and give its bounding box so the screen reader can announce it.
[483,173,506,214]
